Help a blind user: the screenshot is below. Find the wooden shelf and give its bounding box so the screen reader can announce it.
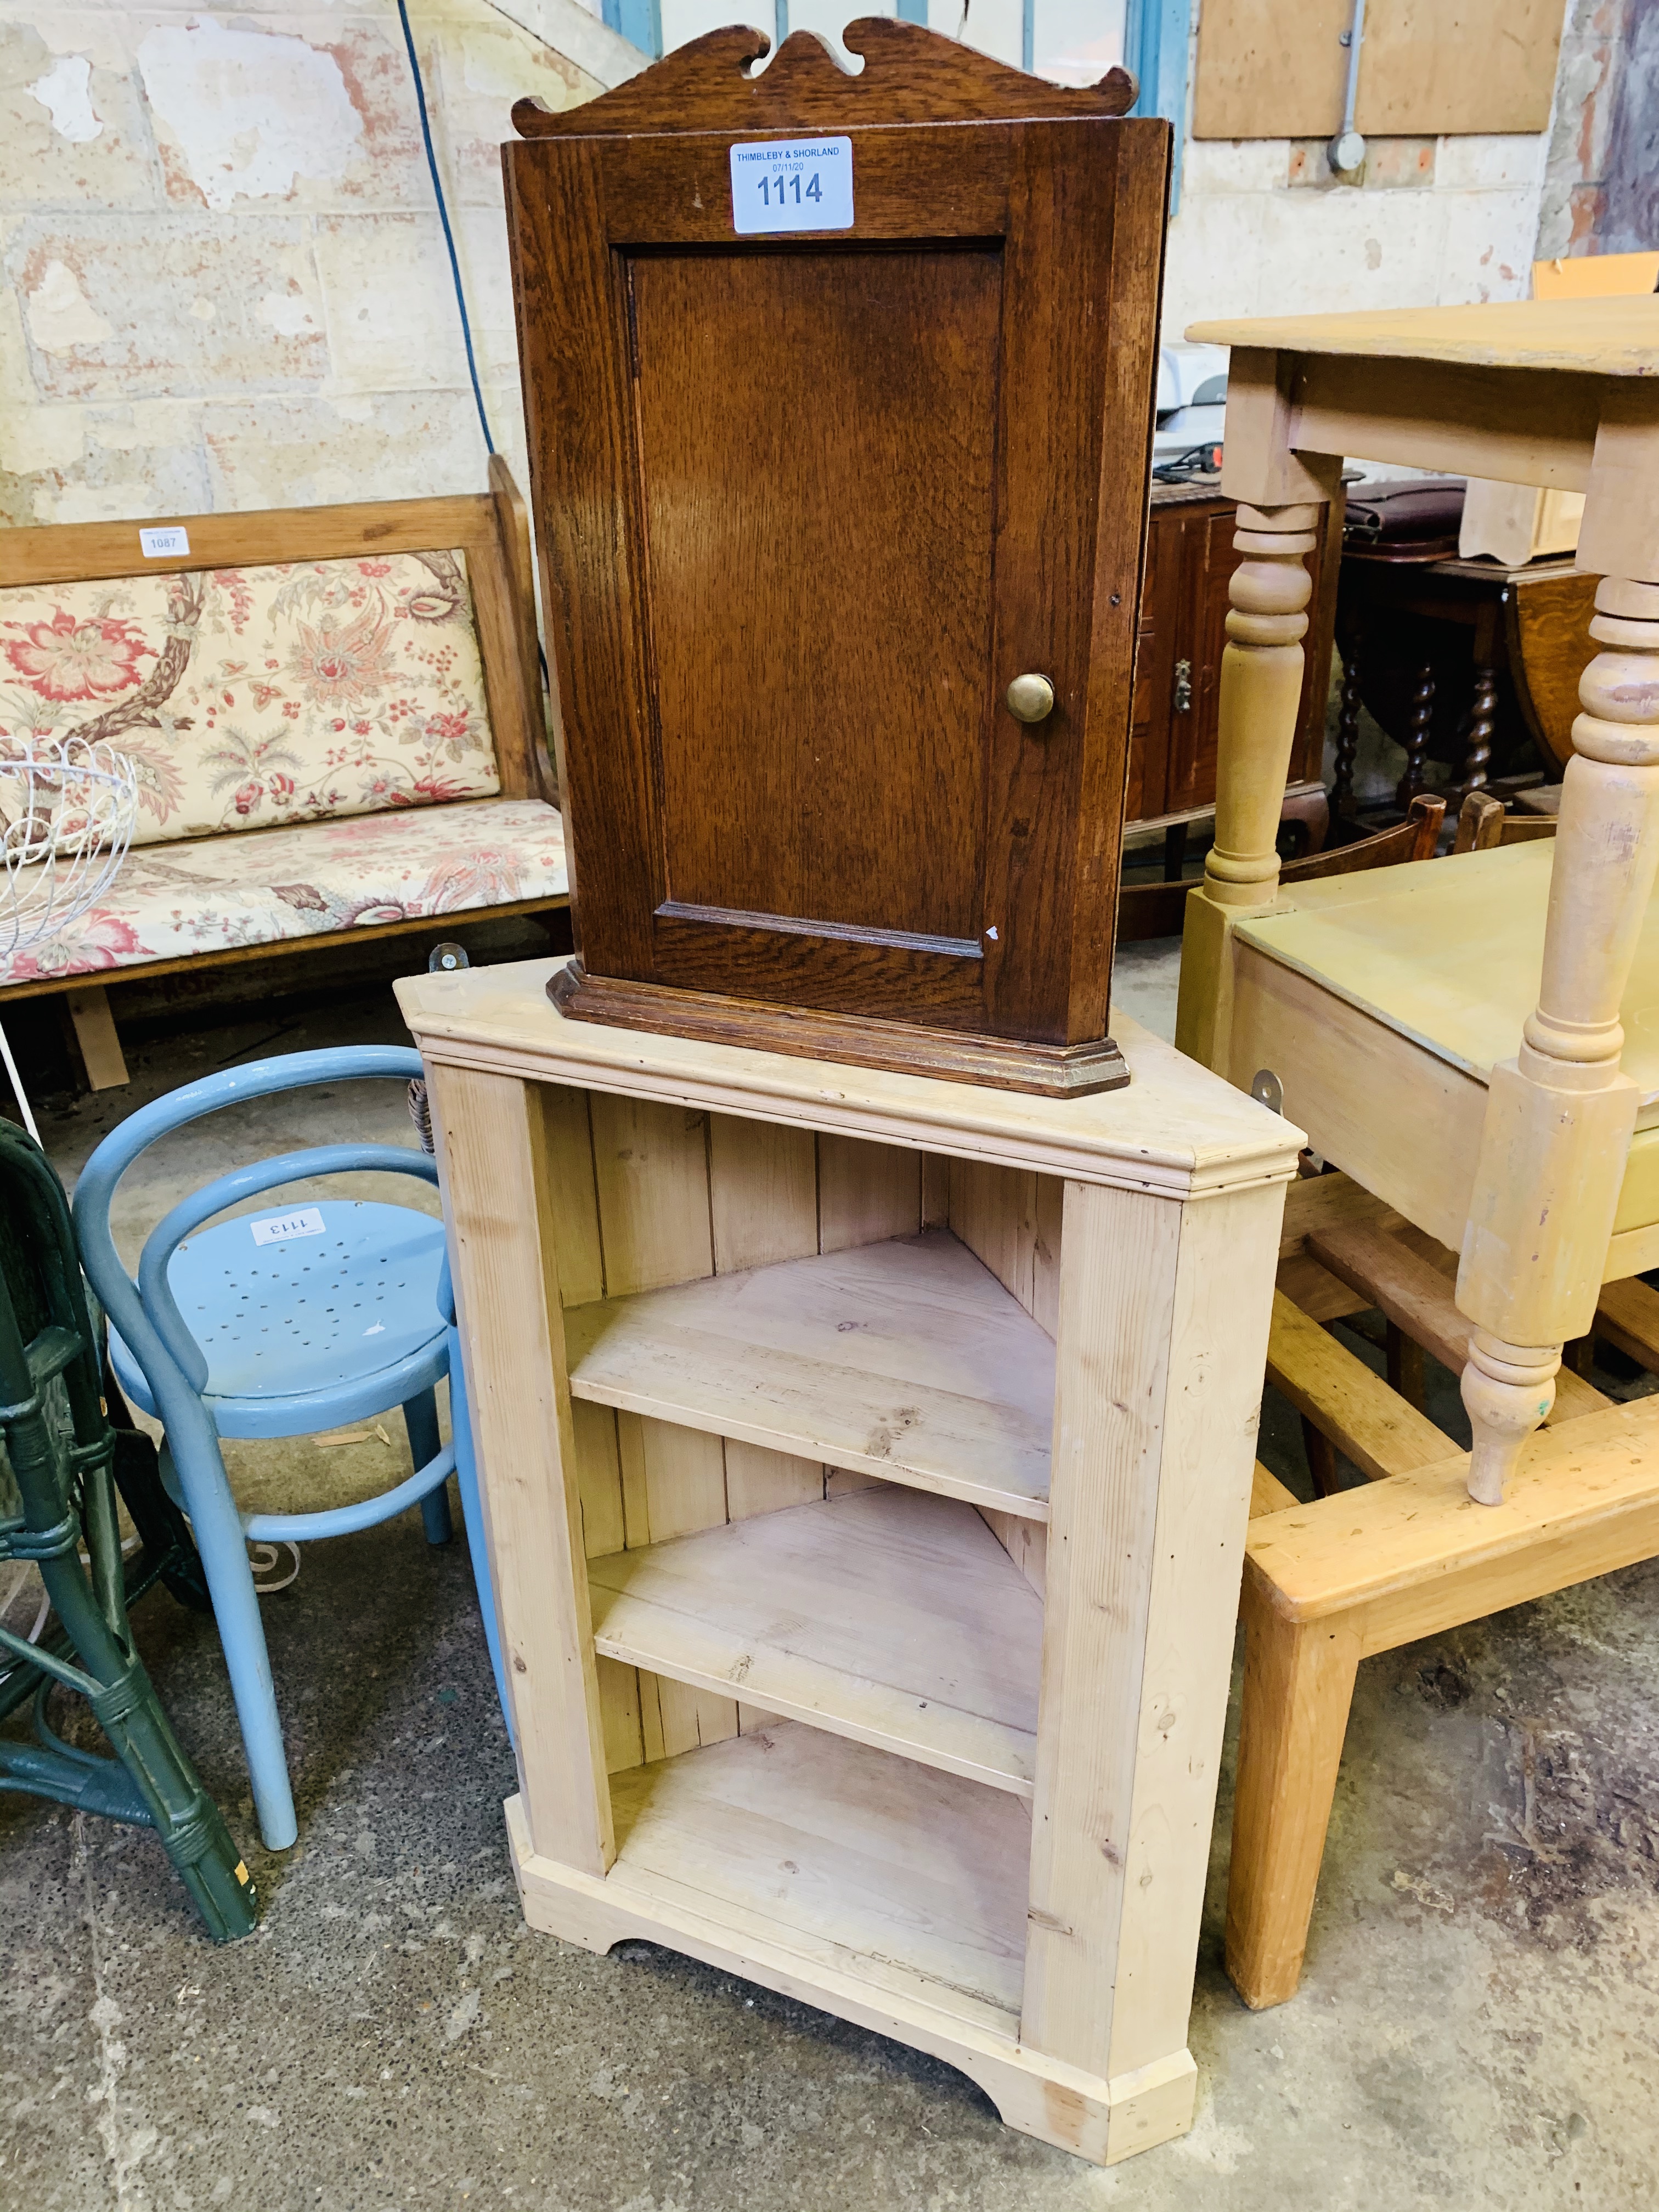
[589,1485,1043,1797]
[595,1720,1030,2037]
[565,1230,1057,1520]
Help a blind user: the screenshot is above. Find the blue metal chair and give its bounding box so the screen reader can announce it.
[73,1046,506,1851]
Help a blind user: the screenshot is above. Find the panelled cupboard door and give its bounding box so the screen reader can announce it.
[505,21,1170,1098]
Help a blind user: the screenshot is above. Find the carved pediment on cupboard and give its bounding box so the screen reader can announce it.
[511,19,1138,139]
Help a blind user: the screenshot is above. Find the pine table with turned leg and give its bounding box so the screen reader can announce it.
[396,955,1302,2165]
[1178,297,1659,1508]
[1171,296,1659,2009]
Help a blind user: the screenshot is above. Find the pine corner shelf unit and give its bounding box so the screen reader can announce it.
[397,955,1302,2168]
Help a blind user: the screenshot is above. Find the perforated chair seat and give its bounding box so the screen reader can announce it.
[110,1199,448,1438]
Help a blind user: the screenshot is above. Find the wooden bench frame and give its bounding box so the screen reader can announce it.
[0,457,563,1088]
[1231,1170,1659,2008]
[1148,300,1659,2009]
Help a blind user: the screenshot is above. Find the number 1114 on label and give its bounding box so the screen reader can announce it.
[729,136,853,235]
[758,171,823,207]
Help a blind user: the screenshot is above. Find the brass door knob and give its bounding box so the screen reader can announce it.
[1006,673,1055,724]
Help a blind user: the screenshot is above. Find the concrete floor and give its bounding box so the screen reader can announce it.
[4,947,1659,2211]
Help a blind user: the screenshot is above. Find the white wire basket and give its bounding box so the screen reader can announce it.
[0,738,139,1144]
[0,736,138,978]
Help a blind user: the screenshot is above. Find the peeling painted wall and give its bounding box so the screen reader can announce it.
[0,1,1599,533]
[1163,128,1555,336]
[1601,0,1659,253]
[1537,0,1656,258]
[0,0,638,526]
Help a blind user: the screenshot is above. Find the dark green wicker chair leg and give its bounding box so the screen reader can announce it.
[103,1363,215,1616]
[0,1120,255,1942]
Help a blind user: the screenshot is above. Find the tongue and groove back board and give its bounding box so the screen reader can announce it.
[503,19,1170,1096]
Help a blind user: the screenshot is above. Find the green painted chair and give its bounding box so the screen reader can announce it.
[0,1116,256,1942]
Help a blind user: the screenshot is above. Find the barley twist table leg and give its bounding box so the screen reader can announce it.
[1458,662,1498,799]
[1395,659,1435,808]
[1333,633,1363,821]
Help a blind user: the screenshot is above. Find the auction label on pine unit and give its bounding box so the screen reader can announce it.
[729,137,854,235]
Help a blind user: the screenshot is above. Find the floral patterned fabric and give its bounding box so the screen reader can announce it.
[0,799,566,985]
[0,552,499,845]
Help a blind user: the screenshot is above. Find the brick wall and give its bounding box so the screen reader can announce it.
[1,0,638,527]
[2,1,1620,533]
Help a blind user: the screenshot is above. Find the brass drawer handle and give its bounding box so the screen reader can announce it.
[1006,673,1055,724]
[1174,658,1193,713]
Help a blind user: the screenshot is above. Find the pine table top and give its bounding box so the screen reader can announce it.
[1188,297,1659,379]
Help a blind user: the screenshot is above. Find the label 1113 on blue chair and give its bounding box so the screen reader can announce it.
[729,137,853,235]
[250,1206,325,1246]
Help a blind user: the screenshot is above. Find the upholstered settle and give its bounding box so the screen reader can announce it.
[3,800,567,987]
[1228,841,1659,1274]
[0,472,563,1093]
[0,553,499,846]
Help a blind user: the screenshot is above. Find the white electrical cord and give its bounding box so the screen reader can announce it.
[0,1022,39,1145]
[249,1541,302,1594]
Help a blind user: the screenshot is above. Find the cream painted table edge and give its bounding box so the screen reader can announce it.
[1177,297,1659,1508]
[397,956,1304,2166]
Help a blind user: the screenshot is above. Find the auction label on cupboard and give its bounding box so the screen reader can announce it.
[729,137,853,235]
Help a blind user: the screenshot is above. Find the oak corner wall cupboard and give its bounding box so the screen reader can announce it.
[504,20,1170,1099]
[398,955,1301,2166]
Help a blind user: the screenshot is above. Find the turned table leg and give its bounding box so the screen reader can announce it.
[1457,576,1659,1503]
[1176,502,1322,1072]
[1458,662,1498,799]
